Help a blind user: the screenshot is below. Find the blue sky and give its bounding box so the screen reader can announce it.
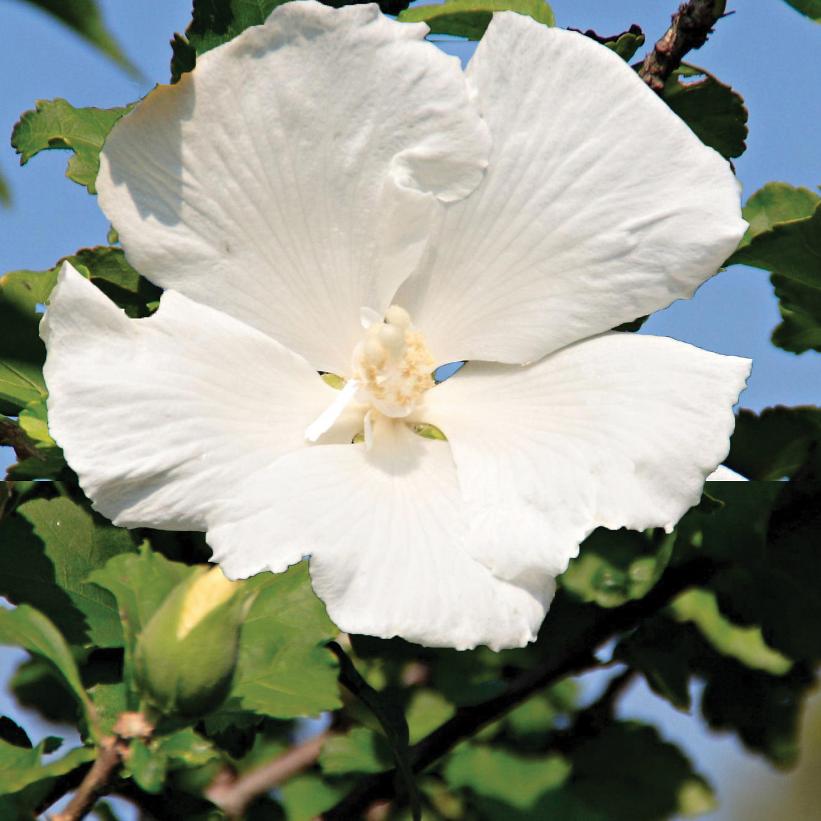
[0,2,819,818]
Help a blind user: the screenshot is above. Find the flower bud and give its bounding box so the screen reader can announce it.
[134,566,253,718]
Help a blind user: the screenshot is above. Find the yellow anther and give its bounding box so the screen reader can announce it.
[352,305,435,418]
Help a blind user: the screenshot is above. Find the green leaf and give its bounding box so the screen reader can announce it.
[128,738,167,794]
[572,25,645,62]
[0,172,9,208]
[701,662,815,768]
[0,605,98,738]
[0,737,93,795]
[728,405,821,479]
[331,642,420,819]
[619,615,815,766]
[736,182,819,248]
[459,722,712,820]
[319,727,392,775]
[444,745,570,810]
[87,681,128,738]
[0,717,31,749]
[0,496,136,647]
[170,0,288,80]
[398,0,555,39]
[88,547,197,706]
[560,527,673,607]
[770,272,821,352]
[662,64,748,159]
[64,246,162,317]
[4,399,67,480]
[756,473,821,662]
[602,25,645,61]
[228,563,340,718]
[88,547,195,648]
[783,0,821,22]
[566,722,713,820]
[669,589,791,675]
[279,773,348,821]
[11,99,129,193]
[735,202,821,352]
[10,657,79,726]
[729,202,821,288]
[157,728,221,770]
[405,688,454,744]
[0,268,54,414]
[21,0,137,73]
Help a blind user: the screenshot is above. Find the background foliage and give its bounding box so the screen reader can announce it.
[0,0,819,819]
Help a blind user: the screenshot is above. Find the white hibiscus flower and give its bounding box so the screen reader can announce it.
[40,1,750,651]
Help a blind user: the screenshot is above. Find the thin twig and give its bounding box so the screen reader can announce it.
[51,737,128,821]
[321,557,717,819]
[206,730,332,819]
[639,0,728,92]
[50,712,153,821]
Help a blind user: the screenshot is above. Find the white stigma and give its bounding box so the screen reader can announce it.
[352,304,435,419]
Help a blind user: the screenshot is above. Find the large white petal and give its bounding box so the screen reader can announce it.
[208,417,553,650]
[97,1,490,375]
[397,15,746,366]
[419,333,751,581]
[41,262,352,530]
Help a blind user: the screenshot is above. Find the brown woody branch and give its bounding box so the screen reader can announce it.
[50,737,127,821]
[322,557,717,819]
[639,0,728,92]
[206,730,332,819]
[49,713,153,821]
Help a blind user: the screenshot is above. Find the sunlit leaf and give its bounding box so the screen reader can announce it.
[560,528,673,607]
[228,563,341,718]
[0,268,54,414]
[4,399,67,480]
[736,182,819,248]
[279,773,348,821]
[12,99,129,193]
[729,203,821,289]
[0,606,98,737]
[728,200,821,353]
[0,495,136,646]
[669,589,790,675]
[602,25,645,61]
[443,745,570,810]
[405,688,454,744]
[319,727,391,775]
[0,737,93,800]
[399,0,555,39]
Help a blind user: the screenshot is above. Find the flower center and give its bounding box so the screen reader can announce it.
[352,305,435,418]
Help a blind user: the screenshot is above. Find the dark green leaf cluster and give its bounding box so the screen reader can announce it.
[1,1,820,819]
